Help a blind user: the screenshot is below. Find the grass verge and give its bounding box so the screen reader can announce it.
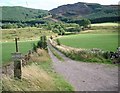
[50,39,112,64]
[49,46,64,61]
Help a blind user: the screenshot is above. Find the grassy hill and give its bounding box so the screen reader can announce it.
[1,6,49,22]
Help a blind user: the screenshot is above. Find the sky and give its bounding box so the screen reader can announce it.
[0,0,119,10]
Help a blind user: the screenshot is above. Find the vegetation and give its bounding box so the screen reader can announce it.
[49,45,64,61]
[1,6,49,22]
[59,34,118,52]
[52,23,65,35]
[2,41,37,64]
[48,23,118,64]
[2,49,74,91]
[50,39,112,64]
[37,36,47,49]
[59,23,118,52]
[50,2,119,23]
[2,27,56,42]
[56,39,61,45]
[69,18,91,30]
[1,2,119,91]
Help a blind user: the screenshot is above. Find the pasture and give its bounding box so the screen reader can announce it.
[1,27,56,42]
[2,27,56,64]
[59,23,118,52]
[59,34,118,51]
[91,23,118,27]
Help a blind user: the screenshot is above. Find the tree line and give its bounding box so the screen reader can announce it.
[1,18,91,36]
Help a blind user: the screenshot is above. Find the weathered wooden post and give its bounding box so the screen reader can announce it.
[12,37,22,79]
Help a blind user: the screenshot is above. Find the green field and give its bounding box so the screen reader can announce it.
[1,27,57,64]
[2,41,37,64]
[59,34,118,52]
[59,23,118,52]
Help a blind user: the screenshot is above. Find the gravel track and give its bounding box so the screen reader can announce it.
[48,42,118,91]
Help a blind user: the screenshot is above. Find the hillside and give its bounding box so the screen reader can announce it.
[1,2,119,24]
[50,2,119,22]
[1,6,49,22]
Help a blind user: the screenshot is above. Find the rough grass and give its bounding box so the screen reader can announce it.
[2,64,55,91]
[2,49,74,91]
[50,39,112,64]
[49,46,64,61]
[1,27,56,42]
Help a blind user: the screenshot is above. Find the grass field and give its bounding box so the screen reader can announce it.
[2,40,37,64]
[91,23,118,26]
[2,27,57,64]
[59,34,118,51]
[59,23,118,52]
[1,27,56,42]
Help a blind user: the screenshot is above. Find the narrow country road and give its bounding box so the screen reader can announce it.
[47,42,118,91]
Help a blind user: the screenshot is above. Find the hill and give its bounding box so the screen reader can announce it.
[1,6,49,22]
[1,2,119,24]
[49,2,119,23]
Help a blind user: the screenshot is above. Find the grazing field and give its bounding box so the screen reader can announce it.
[2,41,37,64]
[91,23,118,26]
[59,23,118,52]
[59,34,118,51]
[2,27,56,64]
[1,27,56,42]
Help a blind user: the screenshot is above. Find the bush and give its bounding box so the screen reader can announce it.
[33,43,37,52]
[56,39,61,45]
[37,36,47,49]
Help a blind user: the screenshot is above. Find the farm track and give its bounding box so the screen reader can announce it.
[47,42,118,91]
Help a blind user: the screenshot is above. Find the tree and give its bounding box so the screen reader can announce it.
[53,23,66,35]
[59,27,65,35]
[47,22,52,30]
[52,28,59,33]
[79,19,91,28]
[2,23,18,29]
[37,35,47,49]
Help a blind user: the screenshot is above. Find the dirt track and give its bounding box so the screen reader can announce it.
[48,43,118,91]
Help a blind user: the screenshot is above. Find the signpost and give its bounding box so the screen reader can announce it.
[12,37,22,79]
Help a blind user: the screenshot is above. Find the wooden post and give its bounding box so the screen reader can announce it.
[15,37,19,52]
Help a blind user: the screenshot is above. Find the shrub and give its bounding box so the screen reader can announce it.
[37,36,47,49]
[33,43,37,52]
[56,39,61,45]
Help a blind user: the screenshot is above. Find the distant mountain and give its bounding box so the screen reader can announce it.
[49,2,119,22]
[1,6,49,22]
